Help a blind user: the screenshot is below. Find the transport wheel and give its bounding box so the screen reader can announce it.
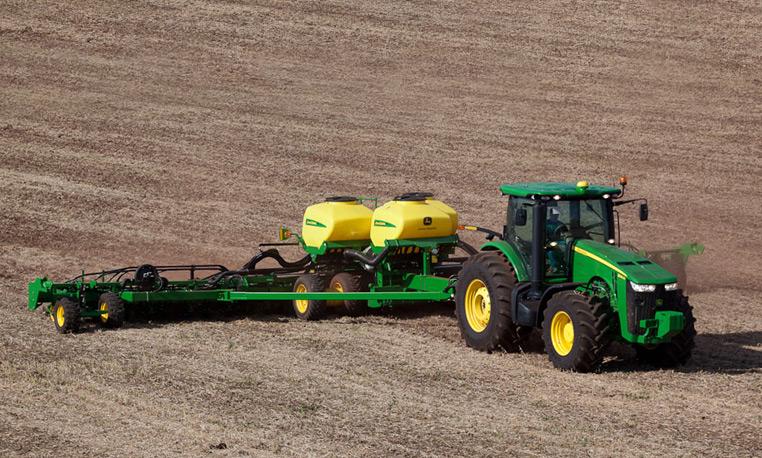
[541,291,613,372]
[329,272,367,316]
[455,251,525,352]
[635,295,696,367]
[51,298,80,334]
[97,292,126,329]
[292,274,327,320]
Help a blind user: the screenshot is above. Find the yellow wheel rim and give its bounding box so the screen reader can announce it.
[464,279,491,333]
[328,281,344,306]
[551,311,574,356]
[295,283,309,314]
[56,305,65,328]
[100,302,109,323]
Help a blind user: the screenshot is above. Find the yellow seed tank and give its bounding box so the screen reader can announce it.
[301,197,373,249]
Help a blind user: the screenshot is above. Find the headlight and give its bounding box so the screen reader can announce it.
[664,282,679,291]
[630,282,656,293]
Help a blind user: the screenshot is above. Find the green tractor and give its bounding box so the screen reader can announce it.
[456,178,696,372]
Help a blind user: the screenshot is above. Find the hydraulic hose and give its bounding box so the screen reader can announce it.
[343,246,392,271]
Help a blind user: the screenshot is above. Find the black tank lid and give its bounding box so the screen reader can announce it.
[394,192,433,201]
[325,196,358,202]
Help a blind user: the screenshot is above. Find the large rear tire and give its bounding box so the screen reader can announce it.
[635,295,696,367]
[455,251,525,352]
[329,272,368,317]
[97,292,126,329]
[292,274,327,320]
[52,298,80,334]
[541,291,613,372]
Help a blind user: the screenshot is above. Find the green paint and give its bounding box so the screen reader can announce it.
[304,218,326,228]
[500,182,621,198]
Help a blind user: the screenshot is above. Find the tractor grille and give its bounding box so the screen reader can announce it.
[625,284,675,335]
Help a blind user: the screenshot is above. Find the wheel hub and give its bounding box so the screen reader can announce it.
[464,279,491,333]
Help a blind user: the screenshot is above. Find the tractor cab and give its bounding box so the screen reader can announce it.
[502,181,620,282]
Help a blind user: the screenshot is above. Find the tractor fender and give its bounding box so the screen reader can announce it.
[510,282,582,327]
[479,240,529,282]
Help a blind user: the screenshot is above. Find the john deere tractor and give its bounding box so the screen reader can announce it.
[456,178,696,372]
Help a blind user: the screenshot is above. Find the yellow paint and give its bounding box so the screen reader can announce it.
[550,310,574,356]
[328,280,344,307]
[573,246,628,278]
[55,305,65,328]
[100,302,109,323]
[424,198,459,233]
[294,283,309,314]
[371,199,457,247]
[464,279,491,333]
[302,199,373,249]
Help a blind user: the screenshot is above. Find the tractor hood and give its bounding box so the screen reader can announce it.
[573,240,677,285]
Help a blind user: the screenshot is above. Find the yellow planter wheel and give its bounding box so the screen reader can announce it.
[329,272,367,317]
[292,274,327,320]
[97,292,126,329]
[51,298,80,334]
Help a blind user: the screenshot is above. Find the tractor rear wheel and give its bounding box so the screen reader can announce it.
[635,295,696,367]
[292,274,327,320]
[329,272,368,317]
[52,298,80,334]
[97,292,126,328]
[455,251,525,352]
[542,291,613,372]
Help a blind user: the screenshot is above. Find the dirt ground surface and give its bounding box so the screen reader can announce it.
[1,1,761,456]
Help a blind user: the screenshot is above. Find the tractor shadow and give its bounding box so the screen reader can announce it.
[600,331,762,374]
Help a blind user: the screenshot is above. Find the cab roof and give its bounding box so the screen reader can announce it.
[499,182,622,199]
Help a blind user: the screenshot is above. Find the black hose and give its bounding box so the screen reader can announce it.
[203,249,313,288]
[457,240,478,256]
[241,249,312,271]
[343,246,391,271]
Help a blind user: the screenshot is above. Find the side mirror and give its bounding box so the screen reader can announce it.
[514,208,528,226]
[639,203,649,221]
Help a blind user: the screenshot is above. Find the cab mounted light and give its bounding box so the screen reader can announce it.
[619,176,628,186]
[664,282,679,291]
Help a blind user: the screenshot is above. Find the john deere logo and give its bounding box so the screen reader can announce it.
[304,218,326,228]
[423,217,432,226]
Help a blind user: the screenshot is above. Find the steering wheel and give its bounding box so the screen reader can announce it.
[550,223,571,241]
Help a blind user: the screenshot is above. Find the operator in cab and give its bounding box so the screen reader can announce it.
[545,207,568,274]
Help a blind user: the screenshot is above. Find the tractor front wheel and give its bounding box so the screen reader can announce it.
[292,274,327,320]
[455,251,524,352]
[541,291,613,372]
[635,295,696,367]
[97,292,126,329]
[52,298,80,334]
